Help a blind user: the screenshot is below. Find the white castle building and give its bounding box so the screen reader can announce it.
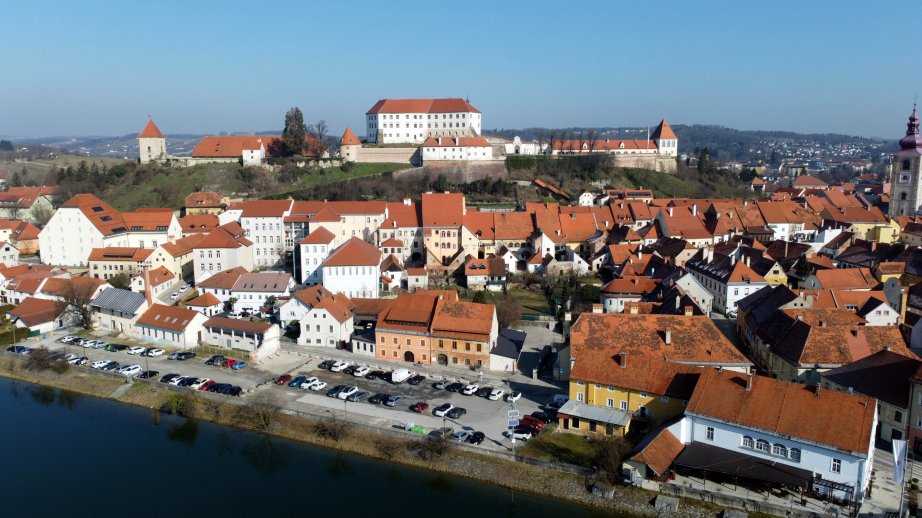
[365,98,482,145]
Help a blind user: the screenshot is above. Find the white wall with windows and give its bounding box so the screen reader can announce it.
[368,111,482,145]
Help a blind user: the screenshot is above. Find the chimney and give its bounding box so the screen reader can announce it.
[437,137,442,146]
[591,303,603,314]
[746,373,753,392]
[684,305,694,316]
[818,319,825,327]
[784,240,789,258]
[744,255,750,267]
[143,266,153,307]
[618,352,627,368]
[668,207,674,217]
[664,329,672,345]
[675,295,681,309]
[692,204,698,216]
[638,250,643,260]
[403,198,411,206]
[629,305,639,315]
[814,385,821,397]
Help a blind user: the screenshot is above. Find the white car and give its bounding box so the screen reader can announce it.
[433,404,454,417]
[488,388,505,401]
[60,336,79,344]
[90,360,109,369]
[338,386,359,400]
[504,428,533,441]
[146,348,165,357]
[307,381,328,391]
[505,391,522,403]
[70,356,88,366]
[127,346,146,355]
[118,364,143,376]
[462,384,480,396]
[300,377,319,389]
[353,366,370,377]
[190,378,212,390]
[169,376,188,386]
[170,292,180,300]
[64,353,79,362]
[330,361,349,372]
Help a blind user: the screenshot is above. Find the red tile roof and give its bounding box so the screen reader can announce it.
[193,224,253,249]
[493,212,533,240]
[340,127,361,146]
[465,257,506,277]
[61,194,127,236]
[422,136,491,148]
[292,284,333,307]
[40,276,105,298]
[813,267,878,290]
[160,233,206,257]
[145,266,175,287]
[430,299,495,342]
[629,427,684,476]
[650,119,677,140]
[313,293,354,324]
[323,237,382,267]
[421,193,464,227]
[184,191,223,208]
[88,247,154,262]
[300,226,335,245]
[138,118,164,139]
[687,368,876,454]
[204,316,272,334]
[10,296,66,326]
[178,214,219,234]
[366,98,480,115]
[197,267,248,289]
[239,199,293,218]
[185,292,221,307]
[792,175,828,188]
[136,304,200,332]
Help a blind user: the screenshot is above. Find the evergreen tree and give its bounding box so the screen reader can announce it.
[282,107,306,157]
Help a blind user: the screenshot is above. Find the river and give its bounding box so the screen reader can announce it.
[0,377,614,517]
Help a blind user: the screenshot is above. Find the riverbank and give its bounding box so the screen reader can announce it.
[0,356,728,518]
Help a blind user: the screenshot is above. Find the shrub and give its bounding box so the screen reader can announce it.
[311,417,351,442]
[411,435,452,461]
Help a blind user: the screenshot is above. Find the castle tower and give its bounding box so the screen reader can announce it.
[339,127,361,162]
[650,119,678,157]
[891,105,922,217]
[138,118,166,164]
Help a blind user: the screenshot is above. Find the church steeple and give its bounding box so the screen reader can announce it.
[900,104,922,154]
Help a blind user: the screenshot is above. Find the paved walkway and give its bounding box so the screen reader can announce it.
[858,444,912,517]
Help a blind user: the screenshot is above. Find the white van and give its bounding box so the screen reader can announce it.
[391,368,412,384]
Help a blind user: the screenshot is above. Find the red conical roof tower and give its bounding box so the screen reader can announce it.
[139,118,164,139]
[650,119,677,140]
[340,127,361,146]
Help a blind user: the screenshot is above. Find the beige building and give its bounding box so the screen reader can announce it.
[88,247,154,280]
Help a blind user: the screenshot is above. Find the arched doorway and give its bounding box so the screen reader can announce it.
[437,354,448,366]
[404,351,415,362]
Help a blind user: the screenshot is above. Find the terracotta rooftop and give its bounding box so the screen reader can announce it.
[812,267,879,290]
[197,267,248,290]
[193,224,253,249]
[687,368,876,455]
[238,199,294,218]
[570,313,751,367]
[136,304,200,332]
[421,192,464,227]
[571,352,702,400]
[340,127,361,146]
[300,226,335,245]
[88,247,154,262]
[185,292,221,307]
[184,191,223,208]
[628,427,684,476]
[232,272,291,293]
[9,296,66,327]
[292,284,333,307]
[422,136,491,148]
[204,316,273,334]
[377,293,439,333]
[323,237,382,267]
[650,119,677,141]
[465,257,506,277]
[366,98,481,115]
[178,214,219,235]
[138,118,164,139]
[430,299,495,342]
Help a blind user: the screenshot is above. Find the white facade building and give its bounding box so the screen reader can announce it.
[238,200,293,269]
[230,272,293,314]
[192,223,254,284]
[298,226,335,285]
[320,237,382,299]
[365,98,482,145]
[421,136,493,162]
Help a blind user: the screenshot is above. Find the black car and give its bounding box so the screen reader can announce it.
[138,370,160,379]
[342,365,357,375]
[530,411,554,423]
[208,383,230,393]
[226,386,242,397]
[407,375,426,386]
[445,382,464,393]
[204,355,225,366]
[160,373,181,383]
[179,377,199,387]
[368,393,389,404]
[380,372,393,383]
[476,386,493,398]
[543,401,564,412]
[433,380,449,390]
[175,352,196,361]
[467,431,486,445]
[105,344,128,352]
[346,391,368,402]
[317,360,335,370]
[326,385,347,398]
[101,361,120,371]
[365,370,385,380]
[446,407,466,419]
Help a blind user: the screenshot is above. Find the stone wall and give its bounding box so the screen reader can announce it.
[611,155,677,173]
[355,147,420,165]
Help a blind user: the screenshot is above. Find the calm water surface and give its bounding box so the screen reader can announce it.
[0,378,616,517]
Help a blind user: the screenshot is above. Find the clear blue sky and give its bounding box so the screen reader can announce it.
[1,0,917,139]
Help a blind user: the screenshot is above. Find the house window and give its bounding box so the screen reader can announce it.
[895,410,904,423]
[571,417,580,428]
[576,393,584,402]
[619,400,627,411]
[772,444,787,457]
[639,392,648,398]
[660,396,669,403]
[831,458,841,474]
[742,436,754,449]
[755,439,770,453]
[706,427,714,440]
[607,398,614,408]
[789,448,801,462]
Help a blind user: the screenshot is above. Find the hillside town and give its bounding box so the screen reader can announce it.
[4,99,922,517]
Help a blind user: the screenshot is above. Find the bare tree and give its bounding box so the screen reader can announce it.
[30,203,53,227]
[234,392,280,432]
[309,120,329,157]
[311,415,351,441]
[586,129,600,154]
[59,279,97,329]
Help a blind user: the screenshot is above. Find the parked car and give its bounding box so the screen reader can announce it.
[307,381,327,392]
[143,348,165,357]
[169,376,188,386]
[299,377,319,389]
[462,384,479,396]
[138,370,160,379]
[90,360,109,369]
[505,391,522,403]
[342,365,358,376]
[445,382,464,393]
[60,336,78,344]
[384,395,402,407]
[176,352,196,361]
[504,427,533,441]
[433,380,449,390]
[433,403,453,417]
[127,346,146,355]
[330,361,349,372]
[91,341,107,349]
[521,416,545,430]
[204,355,226,366]
[467,431,486,445]
[431,427,454,438]
[346,391,368,402]
[410,401,430,413]
[368,393,389,404]
[337,386,359,400]
[288,375,308,388]
[101,361,120,371]
[69,356,88,366]
[159,373,181,383]
[118,364,143,377]
[488,389,505,401]
[64,353,79,362]
[178,377,199,387]
[447,407,466,419]
[390,369,412,384]
[199,380,216,391]
[222,359,238,368]
[275,374,293,385]
[530,411,554,423]
[452,431,471,442]
[407,375,426,386]
[231,361,248,370]
[317,360,335,370]
[104,343,127,352]
[353,366,370,377]
[190,378,212,390]
[476,386,493,398]
[326,385,347,398]
[365,370,385,380]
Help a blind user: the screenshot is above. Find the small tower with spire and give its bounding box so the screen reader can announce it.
[339,127,362,162]
[650,119,678,158]
[138,117,166,164]
[891,104,922,217]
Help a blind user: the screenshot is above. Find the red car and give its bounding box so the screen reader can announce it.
[198,380,216,391]
[223,358,238,368]
[410,401,429,413]
[275,374,293,385]
[520,416,545,430]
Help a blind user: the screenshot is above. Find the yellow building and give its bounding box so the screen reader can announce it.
[88,247,153,280]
